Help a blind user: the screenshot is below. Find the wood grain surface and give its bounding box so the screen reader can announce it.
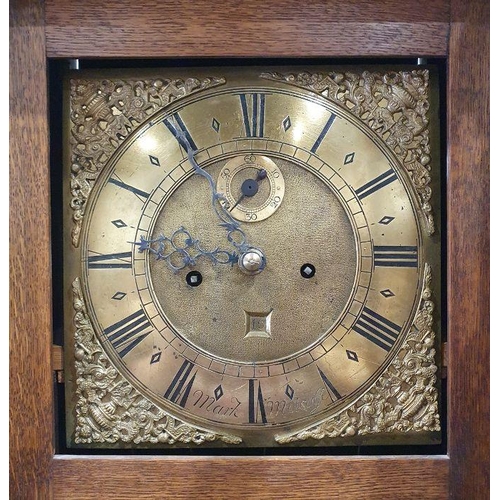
[9,0,54,498]
[447,0,490,498]
[52,455,449,500]
[45,0,450,58]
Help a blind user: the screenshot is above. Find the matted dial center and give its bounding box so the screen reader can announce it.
[149,157,358,363]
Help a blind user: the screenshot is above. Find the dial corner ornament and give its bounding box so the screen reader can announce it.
[64,65,441,448]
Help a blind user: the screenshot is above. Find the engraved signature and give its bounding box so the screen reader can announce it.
[265,388,325,418]
[192,390,241,418]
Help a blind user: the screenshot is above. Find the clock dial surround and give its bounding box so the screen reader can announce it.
[66,67,439,447]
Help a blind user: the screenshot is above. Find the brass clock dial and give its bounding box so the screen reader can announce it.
[65,67,441,447]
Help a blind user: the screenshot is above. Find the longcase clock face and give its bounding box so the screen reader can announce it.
[64,67,441,447]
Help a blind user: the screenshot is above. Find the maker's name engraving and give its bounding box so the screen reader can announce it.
[192,390,242,418]
[266,388,325,418]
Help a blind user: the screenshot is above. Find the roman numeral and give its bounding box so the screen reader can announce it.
[317,366,342,401]
[239,93,266,137]
[248,379,267,424]
[374,245,418,267]
[164,359,197,408]
[88,251,132,269]
[355,169,398,200]
[103,309,152,358]
[352,307,402,352]
[311,113,336,153]
[108,177,150,201]
[163,112,198,151]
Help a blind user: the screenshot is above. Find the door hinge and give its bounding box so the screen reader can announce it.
[52,345,64,383]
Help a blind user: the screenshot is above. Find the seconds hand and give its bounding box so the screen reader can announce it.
[230,169,268,212]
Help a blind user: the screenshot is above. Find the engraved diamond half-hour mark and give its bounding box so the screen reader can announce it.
[212,118,221,133]
[346,350,359,362]
[149,155,160,166]
[285,384,295,400]
[111,219,127,228]
[344,152,355,164]
[214,384,224,401]
[379,216,395,225]
[150,352,162,364]
[111,291,127,301]
[283,115,292,131]
[380,289,395,298]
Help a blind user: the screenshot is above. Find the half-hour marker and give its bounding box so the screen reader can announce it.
[380,289,395,298]
[282,115,292,131]
[149,155,160,166]
[285,384,295,400]
[374,245,418,267]
[317,367,342,401]
[212,118,221,133]
[248,379,267,424]
[311,113,336,153]
[103,308,152,358]
[111,219,127,228]
[108,177,150,201]
[355,169,398,200]
[346,350,359,362]
[88,251,132,269]
[379,216,395,225]
[163,112,198,151]
[344,152,355,164]
[111,291,127,301]
[214,384,224,401]
[352,307,401,351]
[239,93,266,138]
[150,352,162,364]
[164,359,197,408]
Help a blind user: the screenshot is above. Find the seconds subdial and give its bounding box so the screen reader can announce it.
[217,154,285,222]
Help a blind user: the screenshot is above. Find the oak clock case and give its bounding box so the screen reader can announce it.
[63,66,441,448]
